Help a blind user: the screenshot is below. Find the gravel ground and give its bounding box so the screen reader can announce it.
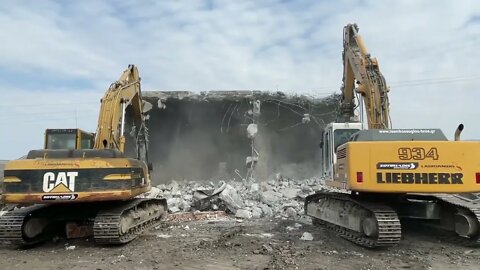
[1,171,479,269]
[0,217,479,270]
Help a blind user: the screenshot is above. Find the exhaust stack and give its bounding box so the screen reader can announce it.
[454,124,464,141]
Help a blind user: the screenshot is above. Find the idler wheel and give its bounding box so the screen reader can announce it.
[23,218,47,239]
[362,216,378,237]
[455,212,479,237]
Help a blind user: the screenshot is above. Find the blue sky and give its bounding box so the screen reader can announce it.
[1,0,479,159]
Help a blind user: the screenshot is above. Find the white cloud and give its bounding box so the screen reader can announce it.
[0,87,100,158]
[0,0,479,158]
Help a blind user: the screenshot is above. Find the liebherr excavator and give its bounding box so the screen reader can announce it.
[305,24,480,248]
[0,65,167,246]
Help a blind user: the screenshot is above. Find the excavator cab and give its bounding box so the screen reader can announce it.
[44,129,94,150]
[320,122,362,179]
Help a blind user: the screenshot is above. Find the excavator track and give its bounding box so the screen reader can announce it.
[430,194,480,246]
[94,198,167,244]
[0,198,168,246]
[305,192,402,248]
[0,205,52,246]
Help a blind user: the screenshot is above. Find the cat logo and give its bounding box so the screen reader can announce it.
[42,172,78,193]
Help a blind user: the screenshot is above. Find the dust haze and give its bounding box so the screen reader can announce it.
[138,91,338,184]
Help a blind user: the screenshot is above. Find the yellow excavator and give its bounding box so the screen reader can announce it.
[0,65,167,245]
[305,24,480,247]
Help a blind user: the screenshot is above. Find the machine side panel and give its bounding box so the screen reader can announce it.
[345,141,480,193]
[2,158,151,203]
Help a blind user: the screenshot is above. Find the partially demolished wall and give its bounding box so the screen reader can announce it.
[0,161,5,193]
[141,91,338,184]
[0,161,5,180]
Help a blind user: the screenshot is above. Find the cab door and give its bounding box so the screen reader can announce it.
[77,131,95,149]
[321,127,334,179]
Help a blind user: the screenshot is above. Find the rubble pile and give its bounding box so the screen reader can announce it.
[142,176,331,219]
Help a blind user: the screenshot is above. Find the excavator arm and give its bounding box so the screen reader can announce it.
[94,64,148,161]
[340,24,391,129]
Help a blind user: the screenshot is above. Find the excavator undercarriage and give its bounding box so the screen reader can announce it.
[0,198,167,246]
[306,192,480,248]
[306,192,402,247]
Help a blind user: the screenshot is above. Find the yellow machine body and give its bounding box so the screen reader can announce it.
[331,141,480,193]
[2,157,150,204]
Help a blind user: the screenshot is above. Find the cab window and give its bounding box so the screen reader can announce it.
[80,132,94,149]
[46,133,76,149]
[334,129,360,151]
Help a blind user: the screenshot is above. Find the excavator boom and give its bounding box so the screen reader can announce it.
[95,65,145,154]
[340,24,391,129]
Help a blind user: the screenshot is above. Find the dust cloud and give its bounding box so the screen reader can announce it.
[141,91,338,184]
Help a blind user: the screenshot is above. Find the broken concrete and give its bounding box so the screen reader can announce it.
[300,232,314,241]
[235,209,252,219]
[260,204,273,217]
[261,190,282,206]
[144,176,330,220]
[251,206,263,219]
[285,207,297,218]
[218,184,244,214]
[281,188,300,199]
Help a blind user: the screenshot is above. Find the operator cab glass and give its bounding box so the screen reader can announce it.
[45,129,77,149]
[334,129,361,151]
[80,131,94,149]
[45,129,94,150]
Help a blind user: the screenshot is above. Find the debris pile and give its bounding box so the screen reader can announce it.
[142,176,330,219]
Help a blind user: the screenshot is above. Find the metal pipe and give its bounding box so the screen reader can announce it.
[120,100,126,137]
[355,35,369,56]
[359,94,365,130]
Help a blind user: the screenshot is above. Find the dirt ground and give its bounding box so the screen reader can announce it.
[0,217,479,270]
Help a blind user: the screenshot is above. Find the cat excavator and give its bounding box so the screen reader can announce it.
[0,65,167,245]
[305,24,480,247]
